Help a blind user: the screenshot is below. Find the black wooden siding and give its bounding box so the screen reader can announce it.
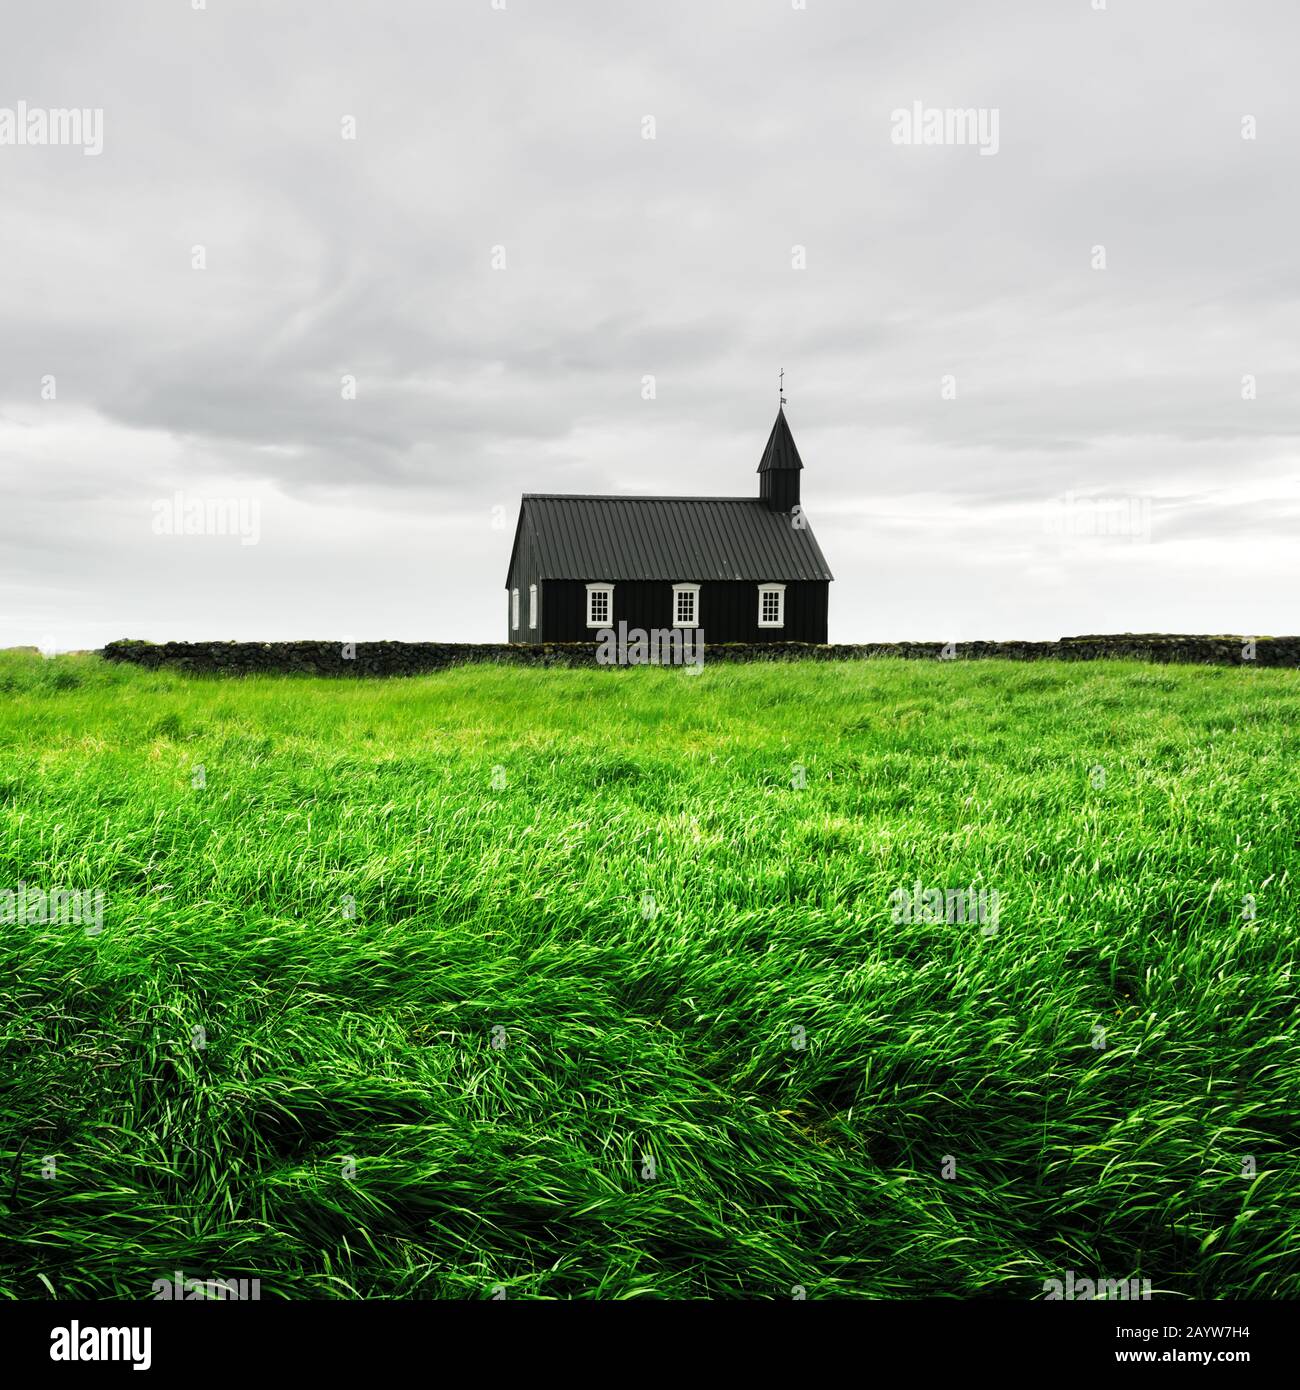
[506,521,540,643]
[535,579,828,644]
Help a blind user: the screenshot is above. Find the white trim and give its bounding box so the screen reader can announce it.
[528,583,537,630]
[511,587,520,631]
[758,583,785,628]
[672,582,700,628]
[585,582,614,629]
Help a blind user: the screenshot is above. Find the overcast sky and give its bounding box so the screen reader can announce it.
[2,0,1297,647]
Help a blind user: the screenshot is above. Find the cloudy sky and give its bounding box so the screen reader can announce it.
[2,0,1297,648]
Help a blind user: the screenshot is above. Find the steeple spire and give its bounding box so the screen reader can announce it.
[757,398,804,512]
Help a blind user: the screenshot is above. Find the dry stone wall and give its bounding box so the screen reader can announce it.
[100,636,1300,676]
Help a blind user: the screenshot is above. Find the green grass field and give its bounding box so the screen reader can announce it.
[1,649,1297,1299]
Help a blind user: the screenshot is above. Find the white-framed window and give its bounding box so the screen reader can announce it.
[672,583,700,628]
[758,583,785,628]
[511,588,520,631]
[586,582,613,628]
[528,584,537,630]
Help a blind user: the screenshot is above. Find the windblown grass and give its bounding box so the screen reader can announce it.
[1,649,1297,1299]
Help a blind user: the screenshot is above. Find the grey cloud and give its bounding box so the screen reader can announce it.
[2,0,1298,645]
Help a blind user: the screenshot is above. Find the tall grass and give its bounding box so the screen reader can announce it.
[1,650,1297,1298]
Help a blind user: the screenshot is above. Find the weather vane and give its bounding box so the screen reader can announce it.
[779,367,787,406]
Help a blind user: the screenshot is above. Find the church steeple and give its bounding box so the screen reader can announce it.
[757,403,803,512]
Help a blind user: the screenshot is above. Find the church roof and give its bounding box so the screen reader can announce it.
[509,494,832,583]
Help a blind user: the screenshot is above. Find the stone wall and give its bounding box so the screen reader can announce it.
[99,635,1300,676]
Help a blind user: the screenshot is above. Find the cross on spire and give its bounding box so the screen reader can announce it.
[779,367,787,407]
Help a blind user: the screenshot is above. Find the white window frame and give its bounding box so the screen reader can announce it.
[528,584,537,630]
[672,583,700,629]
[511,587,520,631]
[758,583,786,629]
[585,582,614,629]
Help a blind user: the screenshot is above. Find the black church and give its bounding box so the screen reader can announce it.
[504,403,833,644]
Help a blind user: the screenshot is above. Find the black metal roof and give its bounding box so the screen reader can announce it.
[510,494,833,583]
